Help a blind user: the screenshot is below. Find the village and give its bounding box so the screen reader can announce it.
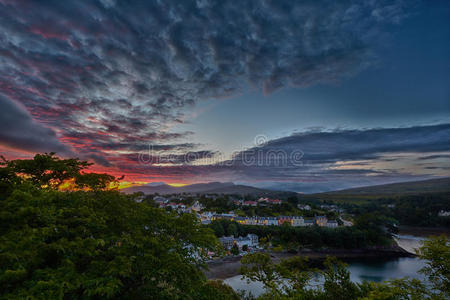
[150,195,351,228]
[148,194,354,254]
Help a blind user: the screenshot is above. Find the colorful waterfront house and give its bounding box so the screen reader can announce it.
[243,201,257,206]
[315,215,328,227]
[267,217,278,226]
[235,216,248,225]
[214,213,235,221]
[278,216,293,226]
[247,216,259,225]
[257,217,267,226]
[292,216,305,227]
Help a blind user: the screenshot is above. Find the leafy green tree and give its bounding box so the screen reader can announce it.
[240,236,450,300]
[230,244,239,256]
[199,280,240,300]
[242,244,248,252]
[241,253,317,299]
[0,154,239,299]
[0,153,117,191]
[322,257,361,300]
[0,188,222,299]
[227,223,238,237]
[74,172,116,190]
[418,235,450,298]
[358,279,429,300]
[211,221,225,237]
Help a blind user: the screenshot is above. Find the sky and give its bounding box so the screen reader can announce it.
[0,0,449,192]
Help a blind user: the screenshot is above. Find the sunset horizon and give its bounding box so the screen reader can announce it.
[0,0,448,192]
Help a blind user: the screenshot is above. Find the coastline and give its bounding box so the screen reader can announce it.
[205,246,412,280]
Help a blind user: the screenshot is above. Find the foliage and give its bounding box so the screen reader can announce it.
[230,244,239,256]
[322,257,361,300]
[239,236,450,300]
[302,191,450,228]
[0,154,234,299]
[209,219,392,250]
[0,153,118,192]
[418,235,450,298]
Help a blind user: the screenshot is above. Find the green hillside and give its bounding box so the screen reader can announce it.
[301,177,450,204]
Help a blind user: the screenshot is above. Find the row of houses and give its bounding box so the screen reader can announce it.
[154,197,205,213]
[209,213,339,228]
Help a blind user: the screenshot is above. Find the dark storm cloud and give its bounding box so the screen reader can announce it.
[0,95,71,154]
[417,154,450,160]
[233,123,450,165]
[223,124,450,192]
[0,0,410,165]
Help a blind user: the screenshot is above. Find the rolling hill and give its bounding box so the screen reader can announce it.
[326,177,450,195]
[300,177,450,204]
[121,181,281,195]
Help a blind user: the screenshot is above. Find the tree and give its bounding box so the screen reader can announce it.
[0,153,117,191]
[230,244,239,256]
[322,257,361,300]
[227,223,238,237]
[239,237,450,300]
[74,172,117,190]
[240,253,316,299]
[418,235,450,298]
[0,155,238,299]
[242,244,248,252]
[211,221,225,237]
[0,187,223,299]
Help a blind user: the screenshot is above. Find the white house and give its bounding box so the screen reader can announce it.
[154,196,168,204]
[438,210,450,217]
[219,234,259,250]
[292,216,305,227]
[235,234,259,249]
[327,220,338,228]
[219,236,235,249]
[191,201,204,212]
[298,204,311,211]
[268,217,278,226]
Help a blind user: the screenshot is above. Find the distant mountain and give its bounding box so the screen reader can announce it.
[323,177,450,195]
[145,182,167,187]
[121,181,280,195]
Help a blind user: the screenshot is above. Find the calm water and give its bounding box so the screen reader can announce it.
[224,235,427,297]
[224,257,426,297]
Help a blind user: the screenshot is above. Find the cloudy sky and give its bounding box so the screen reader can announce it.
[0,0,449,192]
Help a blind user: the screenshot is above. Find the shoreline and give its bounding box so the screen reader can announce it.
[205,246,413,280]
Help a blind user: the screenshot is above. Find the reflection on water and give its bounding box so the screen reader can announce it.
[224,257,426,297]
[347,257,426,283]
